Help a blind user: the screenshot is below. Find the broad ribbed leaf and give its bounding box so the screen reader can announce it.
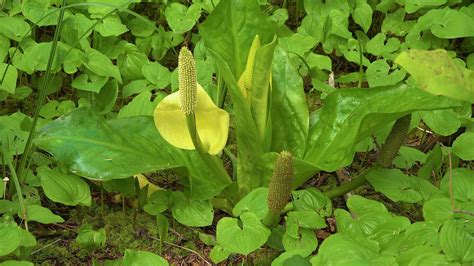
[304,85,459,171]
[270,47,309,158]
[396,49,474,103]
[35,108,230,200]
[200,0,275,77]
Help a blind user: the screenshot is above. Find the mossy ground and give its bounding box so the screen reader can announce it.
[29,198,210,265]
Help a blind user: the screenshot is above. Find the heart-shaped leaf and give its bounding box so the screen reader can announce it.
[216,212,270,255]
[171,192,213,227]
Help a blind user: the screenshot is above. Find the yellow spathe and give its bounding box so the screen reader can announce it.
[154,83,229,155]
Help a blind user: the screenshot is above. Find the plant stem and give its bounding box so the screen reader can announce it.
[262,210,280,228]
[185,114,233,185]
[16,0,66,183]
[324,168,372,199]
[358,40,363,88]
[7,159,28,230]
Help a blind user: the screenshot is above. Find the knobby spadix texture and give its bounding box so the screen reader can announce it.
[238,35,261,98]
[178,47,197,114]
[267,151,293,213]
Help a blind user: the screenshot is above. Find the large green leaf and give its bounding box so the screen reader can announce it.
[396,49,474,103]
[200,0,276,77]
[35,108,230,200]
[251,37,277,143]
[37,166,91,206]
[304,85,459,171]
[270,47,309,158]
[209,50,264,195]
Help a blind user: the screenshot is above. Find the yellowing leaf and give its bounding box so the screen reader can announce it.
[395,49,474,103]
[154,84,229,155]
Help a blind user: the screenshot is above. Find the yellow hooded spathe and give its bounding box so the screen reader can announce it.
[153,83,229,155]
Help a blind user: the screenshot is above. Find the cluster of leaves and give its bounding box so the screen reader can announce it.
[0,0,473,265]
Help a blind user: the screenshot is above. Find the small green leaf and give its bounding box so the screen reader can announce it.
[429,8,474,38]
[440,168,474,202]
[420,109,461,136]
[118,91,157,118]
[423,197,453,224]
[282,228,318,256]
[165,3,202,34]
[71,74,108,93]
[272,251,311,266]
[366,59,405,87]
[311,233,387,265]
[393,146,427,169]
[440,219,474,263]
[0,260,34,266]
[335,195,391,236]
[76,224,106,251]
[0,220,22,256]
[95,15,128,37]
[232,187,269,219]
[156,214,169,243]
[118,48,149,81]
[141,62,171,88]
[0,64,18,94]
[292,188,332,217]
[366,33,400,57]
[286,211,327,230]
[143,190,171,216]
[22,1,59,26]
[0,17,30,41]
[404,0,447,13]
[94,79,118,114]
[216,212,270,255]
[351,0,373,32]
[171,192,213,227]
[38,166,91,207]
[122,79,152,97]
[452,132,474,160]
[23,205,64,224]
[367,168,423,203]
[82,48,122,83]
[127,17,155,37]
[210,245,230,264]
[123,249,168,266]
